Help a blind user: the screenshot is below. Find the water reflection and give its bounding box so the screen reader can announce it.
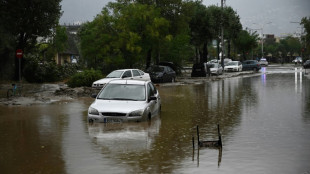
[1,72,310,173]
[295,68,303,93]
[88,117,161,153]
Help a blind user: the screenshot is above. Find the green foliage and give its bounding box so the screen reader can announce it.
[0,0,62,80]
[23,56,60,83]
[66,69,103,88]
[301,17,310,57]
[23,56,78,83]
[79,2,171,72]
[234,30,259,60]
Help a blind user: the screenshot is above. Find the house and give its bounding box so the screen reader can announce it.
[55,25,80,65]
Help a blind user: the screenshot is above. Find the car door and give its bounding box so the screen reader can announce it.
[132,69,143,80]
[121,70,133,80]
[147,83,160,116]
[138,70,150,81]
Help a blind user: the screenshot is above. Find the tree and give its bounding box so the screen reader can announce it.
[79,2,171,73]
[234,30,259,60]
[223,6,242,59]
[189,3,215,63]
[0,0,62,80]
[301,17,310,58]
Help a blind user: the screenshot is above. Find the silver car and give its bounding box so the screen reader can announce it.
[209,63,223,75]
[92,69,151,89]
[88,80,161,123]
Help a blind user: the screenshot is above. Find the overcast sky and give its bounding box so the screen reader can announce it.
[60,0,310,37]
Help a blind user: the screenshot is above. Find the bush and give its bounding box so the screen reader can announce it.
[23,55,80,83]
[23,57,61,83]
[66,69,103,88]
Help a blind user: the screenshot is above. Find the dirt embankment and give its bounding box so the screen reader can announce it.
[0,83,99,106]
[0,70,257,106]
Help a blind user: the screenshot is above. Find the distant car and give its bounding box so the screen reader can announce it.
[158,61,181,75]
[207,59,219,64]
[242,60,261,71]
[191,63,206,77]
[224,61,242,72]
[146,65,176,83]
[222,58,232,66]
[92,69,150,89]
[259,58,268,66]
[208,63,223,75]
[292,57,303,64]
[303,60,310,69]
[88,80,161,123]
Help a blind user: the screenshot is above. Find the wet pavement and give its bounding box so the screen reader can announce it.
[0,65,310,174]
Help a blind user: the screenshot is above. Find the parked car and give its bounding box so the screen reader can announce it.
[92,69,150,89]
[303,60,310,69]
[158,61,181,75]
[242,60,261,71]
[222,58,232,66]
[292,57,303,64]
[88,80,161,123]
[259,58,268,66]
[208,63,223,75]
[191,63,206,77]
[224,61,242,72]
[207,59,219,64]
[146,65,176,83]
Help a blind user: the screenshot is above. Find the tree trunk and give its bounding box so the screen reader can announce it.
[227,39,231,58]
[202,42,208,63]
[146,48,152,69]
[217,39,220,61]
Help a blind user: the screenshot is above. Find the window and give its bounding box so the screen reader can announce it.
[122,70,132,78]
[132,70,141,77]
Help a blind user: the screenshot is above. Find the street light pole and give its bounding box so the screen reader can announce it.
[220,0,225,68]
[253,22,272,59]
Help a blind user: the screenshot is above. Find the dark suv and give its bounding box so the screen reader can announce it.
[242,60,261,71]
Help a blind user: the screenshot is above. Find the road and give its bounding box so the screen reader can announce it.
[0,64,309,174]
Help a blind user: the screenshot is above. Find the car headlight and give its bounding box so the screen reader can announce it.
[129,109,144,117]
[88,107,99,115]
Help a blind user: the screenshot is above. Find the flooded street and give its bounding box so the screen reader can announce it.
[1,67,310,174]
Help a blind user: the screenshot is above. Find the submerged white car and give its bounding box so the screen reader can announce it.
[88,80,161,123]
[92,69,150,89]
[224,61,242,72]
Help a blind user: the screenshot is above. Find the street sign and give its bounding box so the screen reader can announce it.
[16,49,23,59]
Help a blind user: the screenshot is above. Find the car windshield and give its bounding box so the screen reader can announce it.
[227,62,237,66]
[149,66,164,72]
[106,71,123,78]
[97,84,146,101]
[209,64,215,68]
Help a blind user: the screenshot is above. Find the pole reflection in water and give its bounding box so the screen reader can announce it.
[295,68,303,93]
[261,67,266,86]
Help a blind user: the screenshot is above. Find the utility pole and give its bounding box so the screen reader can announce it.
[220,0,225,68]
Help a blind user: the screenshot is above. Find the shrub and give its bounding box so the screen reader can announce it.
[66,69,103,88]
[23,57,61,83]
[23,56,78,83]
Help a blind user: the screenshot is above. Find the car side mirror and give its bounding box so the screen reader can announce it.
[91,93,97,98]
[148,96,157,102]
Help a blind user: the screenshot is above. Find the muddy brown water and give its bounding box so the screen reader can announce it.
[1,69,310,174]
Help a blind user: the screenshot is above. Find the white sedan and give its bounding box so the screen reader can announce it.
[92,69,150,89]
[88,80,161,123]
[209,63,223,75]
[224,61,242,72]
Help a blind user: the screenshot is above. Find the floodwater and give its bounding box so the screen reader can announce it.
[1,67,310,174]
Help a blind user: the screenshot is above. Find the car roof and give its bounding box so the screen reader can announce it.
[108,79,149,85]
[113,69,141,71]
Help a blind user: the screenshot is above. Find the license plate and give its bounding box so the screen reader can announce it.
[103,118,122,123]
